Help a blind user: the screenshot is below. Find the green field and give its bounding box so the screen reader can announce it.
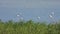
[0,20,60,34]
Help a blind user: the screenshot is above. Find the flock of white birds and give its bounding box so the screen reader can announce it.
[16,11,55,21]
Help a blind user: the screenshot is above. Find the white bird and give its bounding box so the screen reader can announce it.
[17,14,20,17]
[49,15,53,18]
[37,16,41,19]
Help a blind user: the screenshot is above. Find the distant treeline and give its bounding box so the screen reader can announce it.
[0,19,60,34]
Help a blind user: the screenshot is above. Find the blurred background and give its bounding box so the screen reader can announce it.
[0,0,60,22]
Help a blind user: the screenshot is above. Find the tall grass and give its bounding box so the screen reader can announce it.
[0,20,60,34]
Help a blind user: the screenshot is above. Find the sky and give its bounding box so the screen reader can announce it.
[0,0,60,22]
